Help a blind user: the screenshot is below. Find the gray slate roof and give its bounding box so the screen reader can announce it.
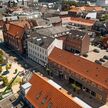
[68,29,87,39]
[36,26,70,37]
[47,16,61,24]
[28,31,54,49]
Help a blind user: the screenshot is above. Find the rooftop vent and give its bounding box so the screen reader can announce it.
[37,38,41,41]
[54,34,58,37]
[62,32,65,35]
[43,36,47,39]
[34,38,44,46]
[27,35,30,38]
[80,36,83,38]
[66,31,69,34]
[76,35,79,37]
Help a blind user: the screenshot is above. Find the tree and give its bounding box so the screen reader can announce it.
[8,64,12,69]
[0,50,3,56]
[2,76,8,86]
[12,1,17,7]
[14,69,18,74]
[7,0,11,7]
[0,66,2,73]
[22,0,24,5]
[0,55,3,64]
[100,14,108,21]
[5,65,9,71]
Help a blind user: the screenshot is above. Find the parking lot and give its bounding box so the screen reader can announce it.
[81,44,108,66]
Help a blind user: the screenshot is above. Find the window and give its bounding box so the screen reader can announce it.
[36,91,42,100]
[37,47,39,51]
[91,91,96,97]
[45,51,47,55]
[41,97,47,104]
[47,102,53,108]
[40,54,41,58]
[45,57,47,61]
[96,93,102,101]
[42,50,44,53]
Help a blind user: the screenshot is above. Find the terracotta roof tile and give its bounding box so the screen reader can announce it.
[48,47,108,90]
[69,6,103,12]
[26,73,82,108]
[69,7,81,13]
[10,20,32,28]
[62,17,96,26]
[8,23,24,38]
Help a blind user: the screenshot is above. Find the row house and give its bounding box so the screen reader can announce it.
[48,47,108,105]
[68,6,103,17]
[31,16,62,27]
[3,20,33,54]
[20,73,82,108]
[35,26,70,39]
[63,29,90,54]
[35,26,90,54]
[62,17,96,30]
[27,31,63,66]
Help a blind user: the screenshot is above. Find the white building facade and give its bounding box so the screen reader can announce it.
[27,38,63,66]
[96,0,108,7]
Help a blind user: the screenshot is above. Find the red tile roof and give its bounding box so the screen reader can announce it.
[7,20,32,38]
[26,73,82,108]
[83,6,103,11]
[69,6,103,12]
[8,23,24,38]
[62,17,96,26]
[10,20,32,28]
[69,7,81,13]
[48,47,108,91]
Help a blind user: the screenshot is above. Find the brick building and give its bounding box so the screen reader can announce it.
[101,36,108,48]
[62,17,96,30]
[68,6,103,17]
[48,47,108,104]
[31,16,62,27]
[3,20,33,54]
[63,29,90,54]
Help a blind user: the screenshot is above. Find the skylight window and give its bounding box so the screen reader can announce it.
[54,34,57,37]
[66,31,69,34]
[43,36,47,39]
[37,38,41,41]
[36,91,42,100]
[41,97,47,104]
[47,102,53,108]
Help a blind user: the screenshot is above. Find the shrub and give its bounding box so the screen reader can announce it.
[2,76,8,86]
[0,66,2,72]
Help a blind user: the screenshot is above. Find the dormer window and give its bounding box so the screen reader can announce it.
[41,97,47,104]
[36,91,42,99]
[47,102,53,108]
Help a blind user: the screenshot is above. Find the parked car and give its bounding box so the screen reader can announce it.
[100,58,105,62]
[82,53,88,57]
[93,49,100,53]
[103,55,108,60]
[95,60,102,65]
